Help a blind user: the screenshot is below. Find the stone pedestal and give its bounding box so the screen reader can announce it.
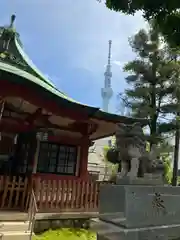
[92,179,180,240]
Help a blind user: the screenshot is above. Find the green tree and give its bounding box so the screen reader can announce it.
[120,23,180,184]
[144,137,173,183]
[99,0,180,48]
[160,56,180,185]
[120,24,180,147]
[103,144,119,181]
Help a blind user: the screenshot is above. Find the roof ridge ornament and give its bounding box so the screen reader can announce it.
[10,14,16,28]
[1,14,16,50]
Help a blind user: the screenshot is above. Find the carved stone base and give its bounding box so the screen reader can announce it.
[94,220,180,240]
[93,184,180,240]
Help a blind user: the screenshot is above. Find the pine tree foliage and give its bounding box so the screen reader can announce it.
[121,25,180,145]
[98,0,180,48]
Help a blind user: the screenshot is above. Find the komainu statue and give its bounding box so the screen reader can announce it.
[106,122,164,179]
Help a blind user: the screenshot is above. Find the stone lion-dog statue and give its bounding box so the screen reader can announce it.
[107,122,163,179]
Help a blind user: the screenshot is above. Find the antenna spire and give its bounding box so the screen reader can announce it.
[101,40,113,112]
[108,40,112,65]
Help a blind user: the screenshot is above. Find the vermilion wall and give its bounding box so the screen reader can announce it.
[0,80,91,181]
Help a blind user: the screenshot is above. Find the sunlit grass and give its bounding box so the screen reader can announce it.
[33,228,96,240]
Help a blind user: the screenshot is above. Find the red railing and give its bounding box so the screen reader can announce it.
[0,175,31,210]
[0,175,100,213]
[33,178,100,213]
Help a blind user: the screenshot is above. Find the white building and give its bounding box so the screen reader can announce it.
[88,138,113,181]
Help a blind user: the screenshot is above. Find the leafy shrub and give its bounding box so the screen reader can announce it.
[33,228,96,240]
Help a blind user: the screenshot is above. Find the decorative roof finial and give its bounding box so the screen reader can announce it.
[0,14,16,51]
[10,14,16,28]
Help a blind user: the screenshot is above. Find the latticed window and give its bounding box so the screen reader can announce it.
[37,142,78,175]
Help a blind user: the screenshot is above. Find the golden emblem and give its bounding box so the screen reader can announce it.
[0,52,6,59]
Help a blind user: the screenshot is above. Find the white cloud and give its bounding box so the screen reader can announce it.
[113,60,124,67]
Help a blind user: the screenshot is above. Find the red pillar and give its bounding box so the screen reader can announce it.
[79,136,89,180]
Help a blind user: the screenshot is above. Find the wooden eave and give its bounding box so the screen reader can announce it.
[0,99,84,139]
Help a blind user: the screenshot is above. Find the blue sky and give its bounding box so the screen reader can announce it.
[0,0,146,113]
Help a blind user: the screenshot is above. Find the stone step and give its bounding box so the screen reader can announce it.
[91,219,123,235]
[110,217,126,225]
[99,212,125,223]
[0,212,28,222]
[92,215,126,229]
[0,221,29,232]
[0,231,31,240]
